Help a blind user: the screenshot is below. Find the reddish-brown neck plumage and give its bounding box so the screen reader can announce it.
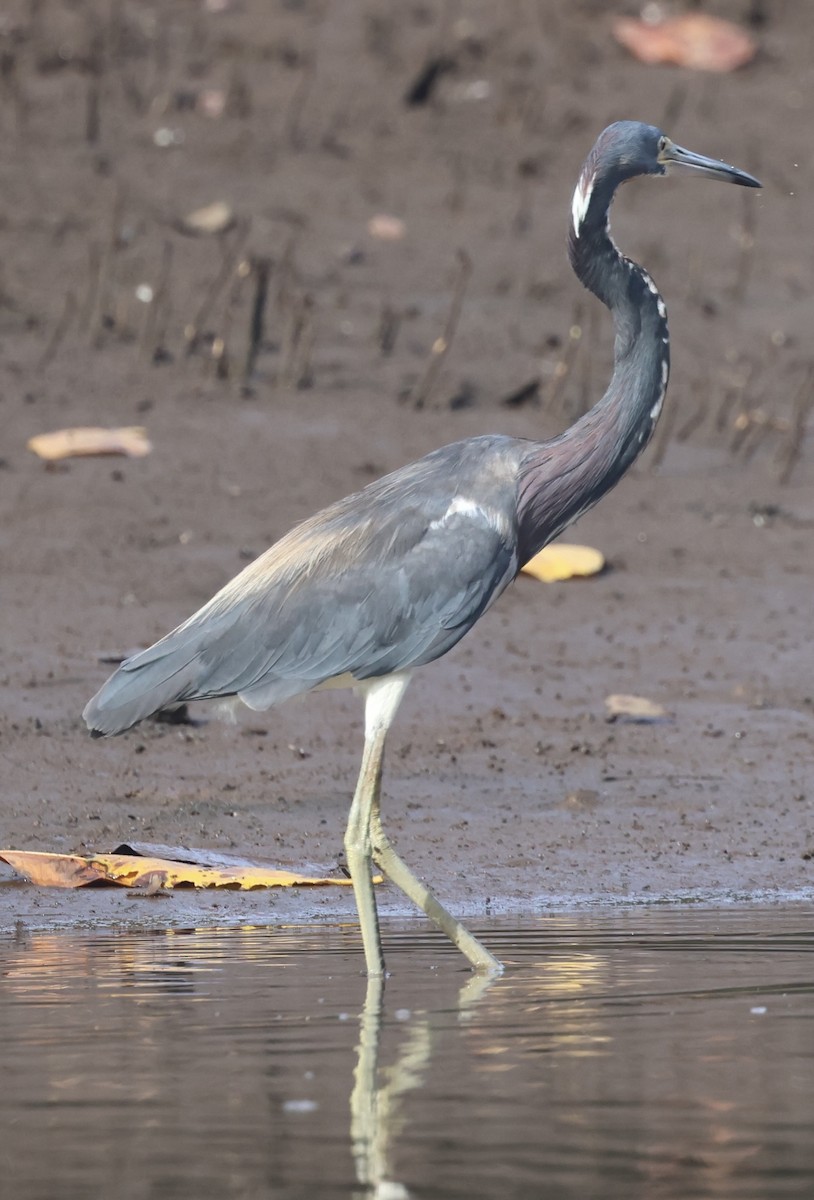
[516,165,670,566]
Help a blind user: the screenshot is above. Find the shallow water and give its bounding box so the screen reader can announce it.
[2,908,813,1200]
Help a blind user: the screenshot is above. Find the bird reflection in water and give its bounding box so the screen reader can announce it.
[349,971,498,1199]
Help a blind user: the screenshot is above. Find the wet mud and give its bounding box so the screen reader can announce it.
[2,1,814,932]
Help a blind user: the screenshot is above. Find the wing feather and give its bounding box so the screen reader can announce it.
[84,439,522,735]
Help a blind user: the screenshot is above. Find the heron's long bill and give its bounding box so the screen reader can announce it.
[660,140,761,188]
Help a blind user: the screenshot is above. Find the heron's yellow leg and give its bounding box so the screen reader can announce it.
[369,796,503,974]
[345,728,387,976]
[351,672,502,975]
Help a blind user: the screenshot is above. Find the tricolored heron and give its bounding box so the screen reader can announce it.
[84,122,760,976]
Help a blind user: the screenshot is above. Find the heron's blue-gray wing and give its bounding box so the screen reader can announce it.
[83,479,518,735]
[236,498,517,709]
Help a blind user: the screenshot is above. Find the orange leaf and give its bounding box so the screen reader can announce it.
[0,851,103,888]
[612,14,756,72]
[27,426,152,461]
[0,849,358,890]
[521,543,605,583]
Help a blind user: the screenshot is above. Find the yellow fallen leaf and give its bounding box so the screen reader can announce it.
[0,849,359,890]
[521,543,605,583]
[612,14,756,72]
[27,426,152,461]
[605,694,670,723]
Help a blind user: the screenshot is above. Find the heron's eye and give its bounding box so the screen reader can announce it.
[657,136,668,153]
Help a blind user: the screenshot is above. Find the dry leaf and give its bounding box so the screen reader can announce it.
[0,852,102,888]
[0,846,359,891]
[179,200,235,236]
[612,14,756,72]
[27,426,152,462]
[367,214,406,241]
[521,543,605,583]
[605,693,670,723]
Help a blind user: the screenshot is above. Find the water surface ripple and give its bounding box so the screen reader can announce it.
[2,907,813,1199]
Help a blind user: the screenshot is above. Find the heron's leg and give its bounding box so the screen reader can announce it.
[345,673,413,976]
[352,672,502,975]
[369,798,502,974]
[345,728,388,976]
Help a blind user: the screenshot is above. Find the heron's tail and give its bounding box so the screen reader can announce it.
[83,637,207,737]
[83,603,309,736]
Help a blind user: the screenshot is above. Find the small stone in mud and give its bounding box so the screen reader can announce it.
[564,789,601,809]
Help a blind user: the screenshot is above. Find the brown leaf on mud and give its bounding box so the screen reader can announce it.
[0,846,358,891]
[612,14,756,72]
[27,426,152,462]
[521,543,605,583]
[0,852,102,888]
[605,693,670,723]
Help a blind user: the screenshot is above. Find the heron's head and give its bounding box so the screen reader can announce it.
[595,120,761,189]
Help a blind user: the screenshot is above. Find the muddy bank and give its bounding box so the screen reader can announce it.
[2,1,813,934]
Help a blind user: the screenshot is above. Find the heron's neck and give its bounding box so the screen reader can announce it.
[516,171,670,565]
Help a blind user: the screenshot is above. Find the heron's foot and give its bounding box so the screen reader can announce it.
[453,925,503,976]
